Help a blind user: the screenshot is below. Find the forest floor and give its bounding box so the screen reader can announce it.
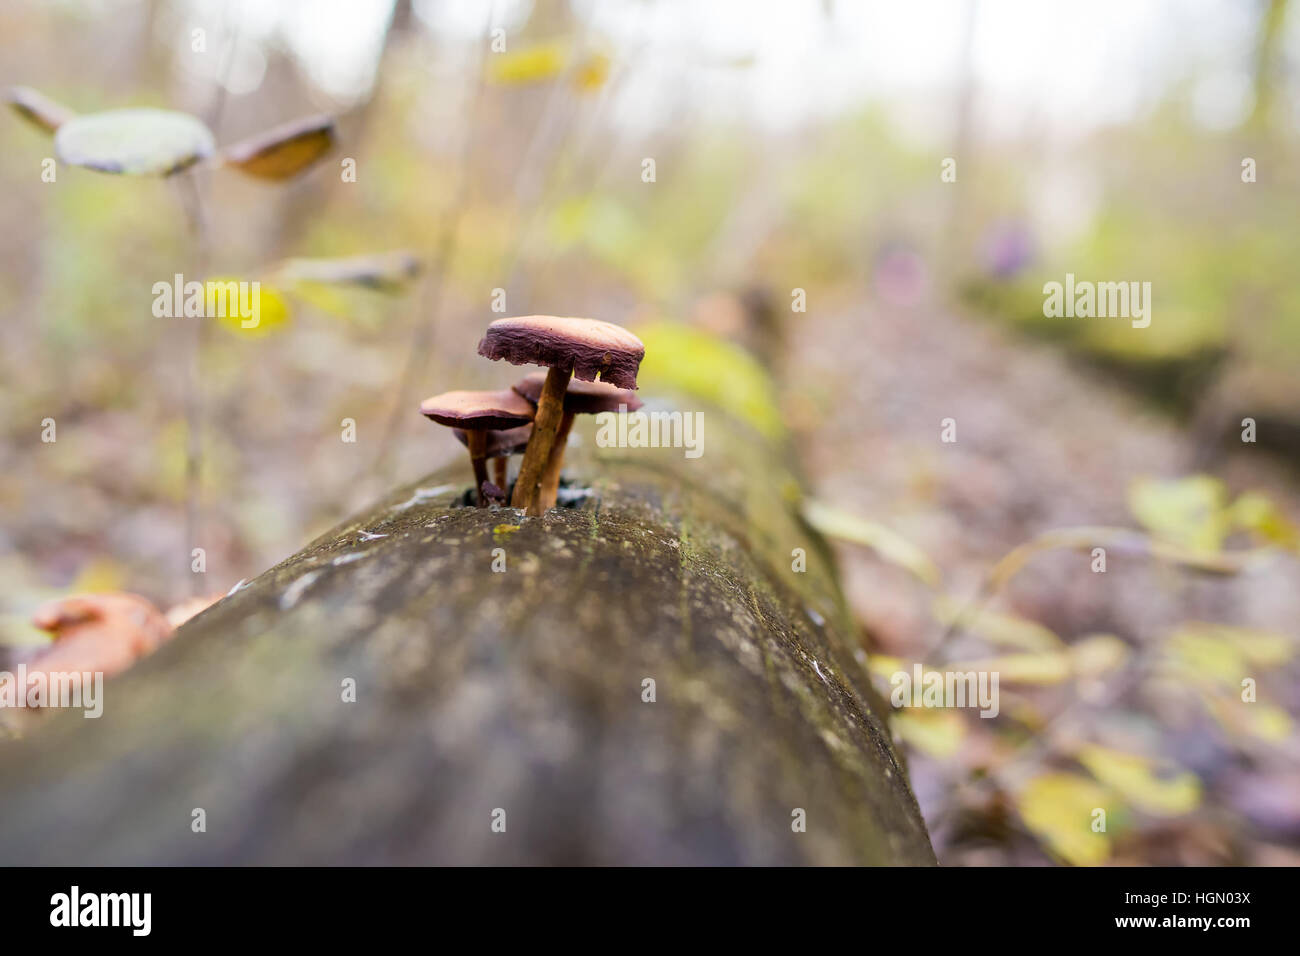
[787,289,1300,865]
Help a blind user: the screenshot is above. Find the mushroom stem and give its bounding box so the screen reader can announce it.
[511,365,569,514]
[466,430,490,506]
[538,411,575,511]
[492,456,508,491]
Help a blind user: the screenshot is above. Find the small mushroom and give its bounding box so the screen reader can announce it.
[452,423,533,494]
[512,372,642,510]
[478,316,644,515]
[420,389,534,506]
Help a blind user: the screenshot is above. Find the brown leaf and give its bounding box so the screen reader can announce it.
[6,85,75,134]
[28,593,174,684]
[221,114,335,180]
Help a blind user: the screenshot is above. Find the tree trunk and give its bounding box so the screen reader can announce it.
[0,411,934,865]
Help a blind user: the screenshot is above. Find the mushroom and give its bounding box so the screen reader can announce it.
[419,389,535,505]
[451,423,533,494]
[511,372,642,510]
[478,316,644,515]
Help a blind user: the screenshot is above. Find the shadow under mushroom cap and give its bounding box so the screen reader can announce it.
[452,423,534,457]
[512,371,643,414]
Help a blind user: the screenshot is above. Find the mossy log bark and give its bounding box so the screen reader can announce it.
[0,410,934,865]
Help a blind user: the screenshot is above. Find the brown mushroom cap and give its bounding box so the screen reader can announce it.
[419,389,535,430]
[452,423,533,458]
[477,316,644,390]
[511,371,643,414]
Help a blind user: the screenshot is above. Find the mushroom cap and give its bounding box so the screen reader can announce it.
[419,389,535,430]
[511,371,643,414]
[452,423,533,458]
[477,316,644,390]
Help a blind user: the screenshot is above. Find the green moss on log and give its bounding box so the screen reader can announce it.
[0,410,934,865]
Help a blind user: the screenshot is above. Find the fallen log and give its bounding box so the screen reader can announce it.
[0,403,934,865]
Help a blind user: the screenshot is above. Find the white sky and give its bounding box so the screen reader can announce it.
[137,0,1287,144]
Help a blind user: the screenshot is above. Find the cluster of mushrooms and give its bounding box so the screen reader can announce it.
[421,315,645,516]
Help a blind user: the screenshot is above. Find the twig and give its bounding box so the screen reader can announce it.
[370,15,493,486]
[928,526,1271,659]
[170,11,238,597]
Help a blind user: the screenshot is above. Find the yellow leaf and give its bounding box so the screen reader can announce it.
[1068,633,1130,679]
[488,42,566,85]
[804,500,941,587]
[1074,744,1201,816]
[1166,629,1244,686]
[634,322,785,440]
[1164,622,1293,686]
[573,52,610,91]
[932,597,1062,650]
[1193,623,1293,666]
[209,280,290,337]
[220,114,334,180]
[488,42,610,90]
[1206,695,1293,742]
[948,652,1071,685]
[1015,772,1113,866]
[865,653,905,682]
[1128,475,1230,554]
[70,558,127,594]
[891,708,966,759]
[1229,490,1300,551]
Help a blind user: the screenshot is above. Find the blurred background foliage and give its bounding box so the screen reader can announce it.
[1,0,1298,865]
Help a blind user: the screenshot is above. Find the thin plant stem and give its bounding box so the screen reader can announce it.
[370,18,492,487]
[173,171,211,597]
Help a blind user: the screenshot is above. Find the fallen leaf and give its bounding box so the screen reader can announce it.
[892,707,967,758]
[1074,744,1201,816]
[1015,772,1114,866]
[1229,490,1300,551]
[1068,633,1130,679]
[1128,475,1230,554]
[805,500,941,587]
[27,593,175,684]
[947,652,1071,685]
[933,596,1062,651]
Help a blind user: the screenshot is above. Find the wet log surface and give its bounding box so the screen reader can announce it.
[0,413,934,865]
